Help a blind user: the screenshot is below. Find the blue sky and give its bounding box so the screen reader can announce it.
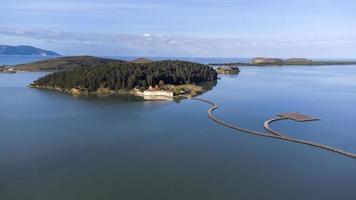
[1,0,356,58]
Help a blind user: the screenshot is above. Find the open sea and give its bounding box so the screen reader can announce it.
[1,55,356,200]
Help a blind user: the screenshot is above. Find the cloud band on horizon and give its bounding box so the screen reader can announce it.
[1,27,355,58]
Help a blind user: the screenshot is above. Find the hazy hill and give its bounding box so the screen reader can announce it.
[284,58,314,65]
[131,57,153,63]
[0,45,59,56]
[15,56,126,71]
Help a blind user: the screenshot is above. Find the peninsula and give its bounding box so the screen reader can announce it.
[211,57,356,67]
[0,65,16,73]
[15,56,126,71]
[30,58,217,98]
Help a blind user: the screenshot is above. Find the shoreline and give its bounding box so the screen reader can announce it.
[210,63,356,67]
[210,59,356,67]
[29,84,205,99]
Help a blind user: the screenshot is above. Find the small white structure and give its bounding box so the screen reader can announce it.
[143,86,174,97]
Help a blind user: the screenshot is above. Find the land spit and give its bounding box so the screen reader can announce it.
[189,96,356,159]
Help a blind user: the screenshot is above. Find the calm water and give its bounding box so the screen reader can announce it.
[0,55,58,66]
[0,55,250,65]
[1,62,356,199]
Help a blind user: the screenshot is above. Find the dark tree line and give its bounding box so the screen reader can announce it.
[33,60,217,91]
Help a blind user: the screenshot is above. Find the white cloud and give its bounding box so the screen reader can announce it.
[1,27,356,58]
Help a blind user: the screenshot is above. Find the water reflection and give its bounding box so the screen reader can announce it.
[1,68,356,200]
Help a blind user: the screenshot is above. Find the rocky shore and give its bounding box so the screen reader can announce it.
[216,66,240,74]
[29,83,205,99]
[0,65,16,73]
[29,85,135,96]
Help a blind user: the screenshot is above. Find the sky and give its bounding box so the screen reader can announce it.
[1,0,356,58]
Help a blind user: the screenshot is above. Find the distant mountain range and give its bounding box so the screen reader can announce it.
[0,45,60,56]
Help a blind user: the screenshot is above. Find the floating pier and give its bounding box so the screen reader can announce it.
[189,96,356,159]
[277,112,319,122]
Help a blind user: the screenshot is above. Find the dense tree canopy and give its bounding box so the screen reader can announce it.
[32,60,217,91]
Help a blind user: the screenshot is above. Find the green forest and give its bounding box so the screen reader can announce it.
[32,60,217,91]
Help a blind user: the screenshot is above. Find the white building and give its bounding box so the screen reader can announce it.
[143,90,174,97]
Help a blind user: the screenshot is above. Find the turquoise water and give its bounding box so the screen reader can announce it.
[1,65,356,199]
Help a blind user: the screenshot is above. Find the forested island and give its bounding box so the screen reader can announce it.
[30,58,217,97]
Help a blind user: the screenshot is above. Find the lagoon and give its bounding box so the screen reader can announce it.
[0,65,356,199]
